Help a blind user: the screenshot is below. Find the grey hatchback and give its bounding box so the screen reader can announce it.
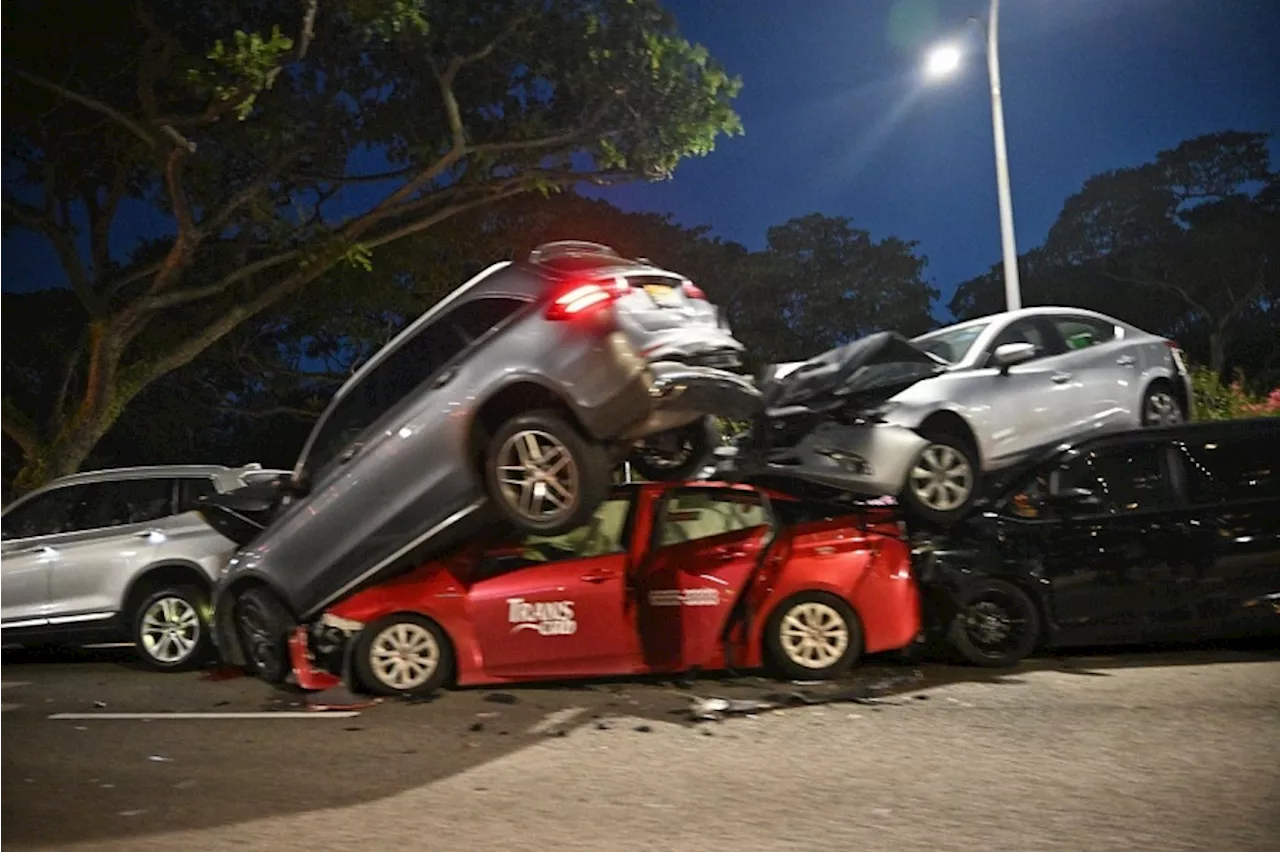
[204,241,759,680]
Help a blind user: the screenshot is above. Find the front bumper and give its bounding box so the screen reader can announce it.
[718,421,928,499]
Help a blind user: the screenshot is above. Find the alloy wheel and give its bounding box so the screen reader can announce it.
[368,622,440,691]
[778,601,850,669]
[1144,391,1183,426]
[909,444,974,512]
[495,429,579,523]
[237,598,280,674]
[962,598,1028,657]
[140,596,200,664]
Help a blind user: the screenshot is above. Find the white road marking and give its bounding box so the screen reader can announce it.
[48,711,363,720]
[524,706,587,735]
[2,680,31,712]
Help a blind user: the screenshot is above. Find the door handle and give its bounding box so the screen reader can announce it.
[430,368,457,390]
[134,530,161,539]
[1051,372,1072,384]
[1116,355,1135,365]
[580,572,613,584]
[14,545,56,557]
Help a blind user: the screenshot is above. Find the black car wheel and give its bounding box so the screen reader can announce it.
[627,416,721,482]
[764,591,863,681]
[901,431,980,527]
[947,579,1040,668]
[132,585,212,671]
[485,409,609,536]
[1141,381,1184,426]
[234,586,295,684]
[353,613,455,698]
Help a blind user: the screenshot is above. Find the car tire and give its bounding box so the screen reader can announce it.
[484,408,610,536]
[132,585,213,672]
[1141,381,1185,427]
[764,591,863,681]
[946,579,1040,668]
[627,416,721,482]
[233,586,295,684]
[900,430,980,527]
[353,613,454,698]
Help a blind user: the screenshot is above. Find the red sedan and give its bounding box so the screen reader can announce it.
[288,481,921,697]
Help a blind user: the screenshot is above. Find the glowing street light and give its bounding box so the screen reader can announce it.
[924,0,1022,312]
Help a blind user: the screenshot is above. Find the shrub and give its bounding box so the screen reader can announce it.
[1189,366,1280,421]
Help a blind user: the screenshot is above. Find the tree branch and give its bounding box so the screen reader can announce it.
[215,403,321,420]
[2,199,102,316]
[200,147,308,236]
[134,249,304,312]
[8,66,156,149]
[2,398,42,458]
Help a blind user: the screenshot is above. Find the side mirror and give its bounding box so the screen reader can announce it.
[992,342,1037,371]
[1047,487,1102,509]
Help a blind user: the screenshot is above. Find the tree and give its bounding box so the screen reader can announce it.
[1038,130,1279,374]
[0,0,743,492]
[729,214,938,363]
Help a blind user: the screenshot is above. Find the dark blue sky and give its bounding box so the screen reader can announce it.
[5,0,1279,320]
[584,0,1280,315]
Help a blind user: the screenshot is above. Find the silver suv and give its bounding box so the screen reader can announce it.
[1,463,288,669]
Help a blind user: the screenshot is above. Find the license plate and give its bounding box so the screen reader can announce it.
[643,283,680,306]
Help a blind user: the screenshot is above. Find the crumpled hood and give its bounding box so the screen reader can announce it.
[760,331,945,410]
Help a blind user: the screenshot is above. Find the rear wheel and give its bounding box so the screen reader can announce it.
[233,586,295,684]
[627,416,720,482]
[947,579,1040,668]
[132,585,212,671]
[901,430,980,527]
[1141,381,1184,426]
[764,592,862,681]
[484,409,610,536]
[353,613,454,697]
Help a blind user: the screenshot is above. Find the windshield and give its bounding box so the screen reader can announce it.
[912,322,991,365]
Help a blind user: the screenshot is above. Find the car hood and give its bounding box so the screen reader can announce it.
[759,331,945,411]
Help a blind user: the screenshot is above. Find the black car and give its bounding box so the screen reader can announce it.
[915,417,1280,667]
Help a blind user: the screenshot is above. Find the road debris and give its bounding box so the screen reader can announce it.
[304,685,381,711]
[147,755,172,762]
[688,673,923,722]
[484,692,519,705]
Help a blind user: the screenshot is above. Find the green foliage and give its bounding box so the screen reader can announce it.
[1189,365,1280,421]
[187,26,295,120]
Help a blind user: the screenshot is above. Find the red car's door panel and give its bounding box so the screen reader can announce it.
[467,553,638,677]
[638,524,769,671]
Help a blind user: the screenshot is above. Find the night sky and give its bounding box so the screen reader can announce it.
[4,0,1279,321]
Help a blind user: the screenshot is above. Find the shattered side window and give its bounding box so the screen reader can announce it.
[656,490,767,547]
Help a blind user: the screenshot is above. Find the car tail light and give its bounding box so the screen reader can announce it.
[1164,339,1180,350]
[545,280,629,320]
[682,280,707,300]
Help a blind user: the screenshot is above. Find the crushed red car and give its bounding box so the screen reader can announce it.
[287,480,922,697]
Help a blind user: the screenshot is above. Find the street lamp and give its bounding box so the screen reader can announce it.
[925,0,1022,312]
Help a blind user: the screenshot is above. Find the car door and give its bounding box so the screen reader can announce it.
[968,316,1079,463]
[635,488,772,671]
[1168,427,1280,637]
[465,494,641,678]
[1043,314,1135,434]
[1,484,90,626]
[1002,438,1180,646]
[43,478,175,622]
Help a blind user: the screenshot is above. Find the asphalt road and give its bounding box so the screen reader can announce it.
[3,642,1279,852]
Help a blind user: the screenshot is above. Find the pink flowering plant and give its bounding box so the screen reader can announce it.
[1190,365,1280,421]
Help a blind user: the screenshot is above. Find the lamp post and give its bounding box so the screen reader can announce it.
[925,0,1022,312]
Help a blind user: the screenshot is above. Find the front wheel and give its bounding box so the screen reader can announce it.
[901,432,980,527]
[947,579,1040,668]
[627,417,721,482]
[353,614,455,697]
[233,586,295,684]
[484,409,610,536]
[764,592,863,681]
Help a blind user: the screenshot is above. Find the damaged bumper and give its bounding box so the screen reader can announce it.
[719,421,927,499]
[619,361,762,439]
[287,615,364,690]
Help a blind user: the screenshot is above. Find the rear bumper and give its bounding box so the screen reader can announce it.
[720,421,927,499]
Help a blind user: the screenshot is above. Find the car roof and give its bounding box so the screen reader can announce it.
[9,464,286,500]
[914,306,1132,340]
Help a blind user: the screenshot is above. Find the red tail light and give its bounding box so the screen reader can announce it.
[682,280,706,300]
[546,280,629,320]
[1164,339,1180,350]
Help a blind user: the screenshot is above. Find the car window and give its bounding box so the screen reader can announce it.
[987,318,1052,363]
[176,477,219,513]
[1175,433,1280,504]
[451,297,528,343]
[656,490,768,547]
[478,497,635,576]
[303,319,468,474]
[1,484,89,539]
[912,322,990,365]
[1054,443,1176,514]
[76,478,176,530]
[1050,316,1116,351]
[1003,472,1052,520]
